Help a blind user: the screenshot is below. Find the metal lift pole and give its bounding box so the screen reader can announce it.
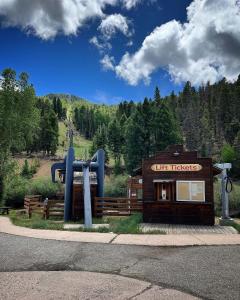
[83,162,92,228]
[215,163,233,224]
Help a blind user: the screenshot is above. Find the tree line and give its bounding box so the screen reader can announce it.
[88,78,240,176]
[0,68,61,201]
[73,104,113,139]
[90,87,181,174]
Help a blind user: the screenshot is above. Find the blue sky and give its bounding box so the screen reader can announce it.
[0,0,239,103]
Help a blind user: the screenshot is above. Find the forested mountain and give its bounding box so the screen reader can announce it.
[1,67,240,183]
[167,78,240,159]
[71,78,240,175]
[46,93,89,104]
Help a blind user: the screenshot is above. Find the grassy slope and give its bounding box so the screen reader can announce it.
[57,121,92,159]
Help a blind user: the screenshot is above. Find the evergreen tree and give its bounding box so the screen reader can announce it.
[90,125,109,162]
[151,87,180,152]
[34,99,59,155]
[0,68,39,201]
[124,109,145,174]
[108,118,123,163]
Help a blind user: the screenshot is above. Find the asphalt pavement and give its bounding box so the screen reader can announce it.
[0,233,239,300]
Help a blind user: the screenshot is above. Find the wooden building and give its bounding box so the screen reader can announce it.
[129,145,221,225]
[72,172,98,220]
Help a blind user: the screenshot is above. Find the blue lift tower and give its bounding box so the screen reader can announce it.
[51,129,105,227]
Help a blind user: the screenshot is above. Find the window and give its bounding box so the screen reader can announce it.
[137,189,143,200]
[177,181,205,202]
[131,189,137,197]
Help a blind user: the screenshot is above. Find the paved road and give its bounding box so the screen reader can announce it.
[0,271,199,300]
[0,233,239,300]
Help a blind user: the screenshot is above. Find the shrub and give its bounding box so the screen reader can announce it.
[21,159,40,179]
[4,176,63,208]
[28,178,63,199]
[109,213,142,234]
[104,174,128,197]
[220,144,236,163]
[4,176,29,208]
[30,158,40,175]
[21,160,32,178]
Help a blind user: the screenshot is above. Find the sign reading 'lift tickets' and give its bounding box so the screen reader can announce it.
[151,164,203,172]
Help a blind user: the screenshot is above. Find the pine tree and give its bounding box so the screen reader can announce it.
[107,118,123,163]
[151,87,180,152]
[124,109,145,174]
[90,125,109,162]
[0,68,39,201]
[38,99,59,155]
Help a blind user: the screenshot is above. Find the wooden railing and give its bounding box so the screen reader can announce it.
[24,195,43,218]
[43,199,64,219]
[94,197,143,217]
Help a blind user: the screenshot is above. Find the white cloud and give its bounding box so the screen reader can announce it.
[90,13,134,54]
[89,36,111,52]
[0,0,118,40]
[100,55,115,71]
[114,0,240,85]
[98,14,133,40]
[121,0,142,10]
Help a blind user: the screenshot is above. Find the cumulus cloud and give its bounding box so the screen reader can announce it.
[121,0,142,10]
[0,0,118,39]
[90,13,134,53]
[89,36,112,52]
[98,14,133,40]
[100,55,115,70]
[0,0,143,40]
[115,0,240,85]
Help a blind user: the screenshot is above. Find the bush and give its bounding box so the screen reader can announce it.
[104,174,128,197]
[220,144,236,163]
[4,176,63,208]
[28,178,62,199]
[21,160,32,178]
[30,158,40,175]
[109,213,142,234]
[4,176,30,208]
[21,159,40,179]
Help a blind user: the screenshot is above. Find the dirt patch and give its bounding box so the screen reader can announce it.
[14,155,62,179]
[34,160,54,178]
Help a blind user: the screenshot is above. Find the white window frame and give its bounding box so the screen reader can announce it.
[176,181,205,202]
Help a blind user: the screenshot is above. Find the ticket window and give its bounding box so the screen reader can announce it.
[154,182,175,201]
[176,181,205,202]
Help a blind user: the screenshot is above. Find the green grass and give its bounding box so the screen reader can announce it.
[223,219,240,233]
[9,210,64,230]
[56,121,93,159]
[73,134,92,159]
[107,213,142,234]
[63,214,145,234]
[232,222,240,233]
[8,210,140,233]
[6,210,166,234]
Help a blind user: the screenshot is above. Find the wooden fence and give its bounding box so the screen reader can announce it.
[94,197,143,217]
[24,195,43,218]
[43,199,64,219]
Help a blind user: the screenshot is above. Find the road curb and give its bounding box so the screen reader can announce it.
[1,217,240,247]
